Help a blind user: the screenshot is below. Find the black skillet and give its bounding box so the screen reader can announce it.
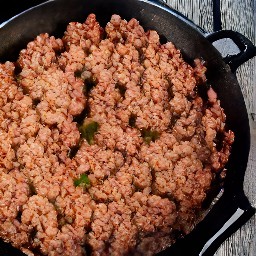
[0,0,255,255]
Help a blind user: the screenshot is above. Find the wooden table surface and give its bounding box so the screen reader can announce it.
[164,0,256,255]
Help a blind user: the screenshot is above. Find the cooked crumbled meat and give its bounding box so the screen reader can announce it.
[0,13,234,256]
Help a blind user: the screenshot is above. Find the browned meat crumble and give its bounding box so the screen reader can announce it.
[0,13,234,256]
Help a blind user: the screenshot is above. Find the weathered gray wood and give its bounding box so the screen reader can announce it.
[165,0,256,255]
[165,0,214,32]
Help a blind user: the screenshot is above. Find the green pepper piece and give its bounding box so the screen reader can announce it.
[141,129,160,144]
[79,119,99,145]
[74,173,90,188]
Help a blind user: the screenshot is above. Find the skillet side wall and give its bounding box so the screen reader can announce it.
[0,0,251,255]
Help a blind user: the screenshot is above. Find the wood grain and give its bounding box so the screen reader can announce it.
[164,0,214,32]
[165,0,256,255]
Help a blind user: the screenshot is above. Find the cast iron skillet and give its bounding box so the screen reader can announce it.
[0,0,255,255]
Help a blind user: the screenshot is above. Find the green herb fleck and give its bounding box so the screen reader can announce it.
[141,129,160,144]
[79,119,99,145]
[74,173,90,188]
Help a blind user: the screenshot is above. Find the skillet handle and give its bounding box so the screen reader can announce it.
[206,30,256,72]
[197,192,255,256]
[158,191,255,256]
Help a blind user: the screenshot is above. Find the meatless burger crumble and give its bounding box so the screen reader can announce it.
[0,13,234,256]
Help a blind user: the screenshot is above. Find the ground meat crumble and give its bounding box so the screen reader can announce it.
[0,13,234,256]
